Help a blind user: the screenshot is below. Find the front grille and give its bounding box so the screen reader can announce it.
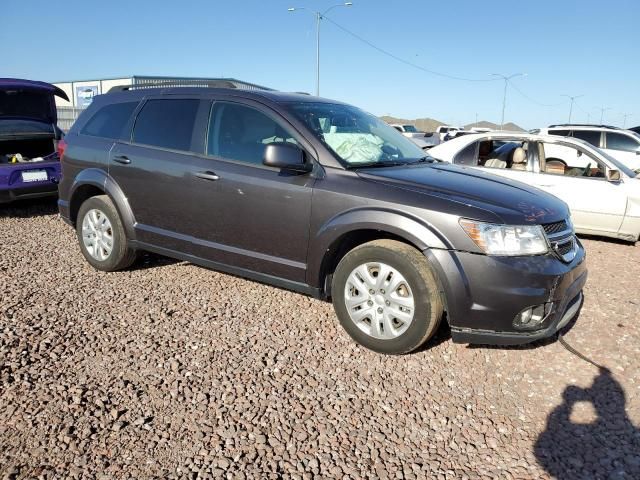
[556,239,575,256]
[542,220,569,236]
[542,218,576,262]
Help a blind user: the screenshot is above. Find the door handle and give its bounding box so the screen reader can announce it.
[113,155,131,165]
[195,171,220,181]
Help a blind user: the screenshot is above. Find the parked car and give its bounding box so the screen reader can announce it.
[630,126,640,135]
[536,124,640,172]
[0,78,68,203]
[429,132,640,242]
[436,125,463,141]
[58,85,586,353]
[389,124,440,149]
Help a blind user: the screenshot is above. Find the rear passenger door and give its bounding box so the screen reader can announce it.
[189,99,316,283]
[108,96,215,251]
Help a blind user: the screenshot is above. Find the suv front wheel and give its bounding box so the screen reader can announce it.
[76,195,136,271]
[332,240,443,354]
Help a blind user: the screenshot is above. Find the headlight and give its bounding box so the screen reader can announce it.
[459,219,548,256]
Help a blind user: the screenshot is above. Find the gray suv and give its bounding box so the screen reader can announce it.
[58,84,587,354]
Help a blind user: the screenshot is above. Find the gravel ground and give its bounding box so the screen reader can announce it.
[1,199,639,480]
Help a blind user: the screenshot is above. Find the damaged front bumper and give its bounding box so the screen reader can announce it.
[425,239,588,345]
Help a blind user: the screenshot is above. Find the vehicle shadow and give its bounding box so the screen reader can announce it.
[534,367,640,479]
[577,233,636,247]
[130,251,183,271]
[0,197,58,218]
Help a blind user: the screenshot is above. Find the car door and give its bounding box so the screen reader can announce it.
[108,96,218,252]
[603,132,640,171]
[534,142,627,234]
[183,98,316,283]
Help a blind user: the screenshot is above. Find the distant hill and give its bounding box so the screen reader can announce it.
[463,121,525,132]
[380,116,444,133]
[381,116,524,132]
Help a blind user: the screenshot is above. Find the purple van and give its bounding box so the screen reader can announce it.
[0,78,68,203]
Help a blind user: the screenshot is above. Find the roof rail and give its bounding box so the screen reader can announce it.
[107,77,274,93]
[548,123,620,130]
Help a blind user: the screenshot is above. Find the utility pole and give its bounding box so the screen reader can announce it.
[599,107,611,124]
[490,73,526,129]
[561,94,584,123]
[622,113,632,128]
[288,3,353,96]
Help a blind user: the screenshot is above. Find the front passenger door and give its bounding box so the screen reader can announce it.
[187,100,316,283]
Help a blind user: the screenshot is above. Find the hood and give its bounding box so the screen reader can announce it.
[0,78,69,124]
[358,162,569,225]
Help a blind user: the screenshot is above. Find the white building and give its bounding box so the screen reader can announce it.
[52,75,271,129]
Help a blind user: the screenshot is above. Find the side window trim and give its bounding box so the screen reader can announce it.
[204,99,318,168]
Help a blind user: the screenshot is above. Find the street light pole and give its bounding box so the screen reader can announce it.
[491,73,526,129]
[561,94,584,123]
[288,3,353,96]
[599,106,611,124]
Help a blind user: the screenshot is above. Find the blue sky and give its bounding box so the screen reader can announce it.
[3,0,638,129]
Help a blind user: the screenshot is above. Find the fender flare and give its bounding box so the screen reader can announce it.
[69,168,137,240]
[307,207,452,288]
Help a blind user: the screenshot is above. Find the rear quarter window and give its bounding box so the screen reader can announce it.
[606,132,640,152]
[80,101,138,139]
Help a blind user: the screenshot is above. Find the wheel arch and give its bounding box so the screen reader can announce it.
[309,208,451,298]
[68,169,136,239]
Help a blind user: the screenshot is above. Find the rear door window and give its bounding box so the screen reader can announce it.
[606,132,640,152]
[572,130,601,147]
[81,101,138,139]
[133,99,200,151]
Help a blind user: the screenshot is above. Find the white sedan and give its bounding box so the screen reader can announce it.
[428,132,640,243]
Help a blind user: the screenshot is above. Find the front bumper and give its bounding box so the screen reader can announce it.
[425,240,587,345]
[0,161,61,203]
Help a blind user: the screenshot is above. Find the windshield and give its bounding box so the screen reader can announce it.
[403,125,418,132]
[288,102,427,167]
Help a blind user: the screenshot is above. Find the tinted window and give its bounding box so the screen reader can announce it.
[573,130,601,147]
[81,102,138,139]
[453,142,478,166]
[606,132,640,152]
[208,102,297,165]
[548,129,570,137]
[133,99,199,151]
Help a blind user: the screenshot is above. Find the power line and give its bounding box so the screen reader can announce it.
[323,15,579,110]
[323,16,499,83]
[508,81,567,108]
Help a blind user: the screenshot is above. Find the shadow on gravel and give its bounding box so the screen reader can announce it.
[0,198,58,218]
[535,367,640,479]
[131,251,183,270]
[577,233,636,247]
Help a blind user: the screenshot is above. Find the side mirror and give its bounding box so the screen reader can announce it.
[263,143,311,173]
[606,169,621,182]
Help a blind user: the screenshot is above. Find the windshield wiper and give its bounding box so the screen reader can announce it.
[349,160,412,169]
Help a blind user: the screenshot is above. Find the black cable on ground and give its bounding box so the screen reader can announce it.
[557,333,607,372]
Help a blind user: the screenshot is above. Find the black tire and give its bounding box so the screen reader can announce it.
[76,195,136,272]
[331,239,444,354]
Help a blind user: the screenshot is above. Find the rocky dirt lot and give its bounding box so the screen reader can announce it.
[1,199,639,480]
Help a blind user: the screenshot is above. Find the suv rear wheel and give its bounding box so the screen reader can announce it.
[332,239,443,354]
[76,195,136,271]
